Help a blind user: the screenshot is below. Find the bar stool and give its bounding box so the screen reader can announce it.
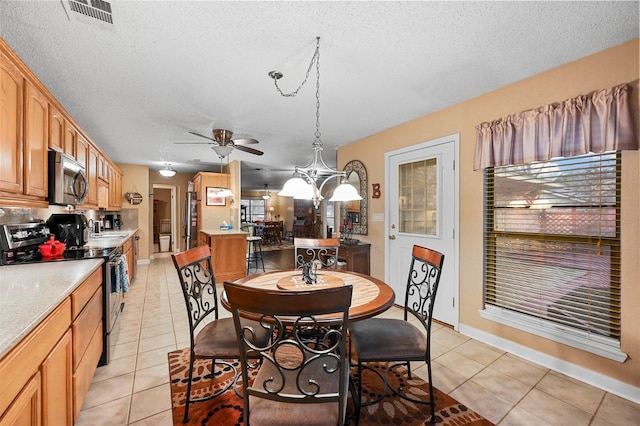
[242,224,264,273]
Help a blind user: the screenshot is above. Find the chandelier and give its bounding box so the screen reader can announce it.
[262,184,271,200]
[270,37,362,208]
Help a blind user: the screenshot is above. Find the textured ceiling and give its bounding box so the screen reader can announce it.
[1,1,638,191]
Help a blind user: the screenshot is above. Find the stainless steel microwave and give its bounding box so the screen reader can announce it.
[48,151,89,205]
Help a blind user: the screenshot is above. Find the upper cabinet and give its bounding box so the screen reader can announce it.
[63,121,76,158]
[0,37,122,210]
[48,104,64,152]
[23,81,48,199]
[0,50,24,195]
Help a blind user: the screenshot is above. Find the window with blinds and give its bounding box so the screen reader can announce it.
[240,198,266,222]
[484,151,621,340]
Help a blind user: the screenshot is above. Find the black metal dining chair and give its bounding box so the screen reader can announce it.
[224,281,354,426]
[348,244,445,423]
[171,245,270,422]
[294,237,341,270]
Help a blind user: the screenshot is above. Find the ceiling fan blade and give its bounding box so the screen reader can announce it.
[188,131,218,143]
[234,145,264,156]
[232,137,259,145]
[174,142,216,144]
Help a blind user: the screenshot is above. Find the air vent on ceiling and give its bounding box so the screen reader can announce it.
[67,0,115,26]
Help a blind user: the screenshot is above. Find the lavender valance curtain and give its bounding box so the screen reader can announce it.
[474,83,638,170]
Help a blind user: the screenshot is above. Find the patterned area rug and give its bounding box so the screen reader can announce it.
[260,240,294,252]
[168,348,494,425]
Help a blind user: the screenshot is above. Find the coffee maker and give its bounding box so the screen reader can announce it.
[46,213,90,247]
[105,213,123,230]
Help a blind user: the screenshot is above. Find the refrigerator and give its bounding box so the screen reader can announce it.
[183,191,198,249]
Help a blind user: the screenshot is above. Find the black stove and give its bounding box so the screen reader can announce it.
[0,222,121,265]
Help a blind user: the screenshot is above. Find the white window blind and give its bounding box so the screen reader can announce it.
[484,152,621,339]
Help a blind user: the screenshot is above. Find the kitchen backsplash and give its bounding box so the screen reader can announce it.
[0,206,138,228]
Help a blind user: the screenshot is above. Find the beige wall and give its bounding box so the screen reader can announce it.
[118,164,151,260]
[338,39,640,389]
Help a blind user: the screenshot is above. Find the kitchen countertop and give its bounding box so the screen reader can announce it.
[199,228,249,236]
[85,228,138,249]
[0,258,104,360]
[200,228,249,235]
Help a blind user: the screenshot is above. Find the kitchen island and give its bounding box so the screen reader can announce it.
[198,229,249,282]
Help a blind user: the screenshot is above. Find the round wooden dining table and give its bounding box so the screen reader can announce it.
[221,270,395,323]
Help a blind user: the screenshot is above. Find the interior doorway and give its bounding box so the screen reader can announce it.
[152,184,178,253]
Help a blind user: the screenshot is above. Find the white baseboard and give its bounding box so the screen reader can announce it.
[458,323,640,404]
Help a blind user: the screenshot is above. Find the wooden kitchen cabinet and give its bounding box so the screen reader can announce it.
[1,37,122,211]
[48,104,64,153]
[83,143,99,207]
[97,154,109,182]
[41,330,73,426]
[198,231,247,282]
[0,372,41,426]
[339,243,371,275]
[70,266,102,422]
[0,50,24,196]
[23,81,49,200]
[123,234,135,283]
[0,298,71,425]
[0,267,103,425]
[63,121,76,159]
[107,165,122,211]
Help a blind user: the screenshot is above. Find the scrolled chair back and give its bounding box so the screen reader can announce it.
[224,281,353,426]
[171,245,220,331]
[404,245,445,333]
[294,237,341,270]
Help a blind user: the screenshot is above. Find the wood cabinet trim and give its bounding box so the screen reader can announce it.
[72,288,102,371]
[71,265,102,318]
[0,298,71,415]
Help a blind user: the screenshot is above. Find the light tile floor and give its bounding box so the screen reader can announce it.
[76,253,640,425]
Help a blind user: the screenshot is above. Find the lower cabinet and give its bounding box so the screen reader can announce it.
[199,231,247,282]
[0,299,71,425]
[0,268,103,425]
[339,243,371,275]
[42,330,73,425]
[0,372,41,426]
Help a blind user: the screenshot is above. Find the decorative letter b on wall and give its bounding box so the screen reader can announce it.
[372,183,381,199]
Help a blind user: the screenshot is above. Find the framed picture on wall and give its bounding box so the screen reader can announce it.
[206,187,226,206]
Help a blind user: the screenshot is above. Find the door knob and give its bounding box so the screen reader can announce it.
[389,235,396,240]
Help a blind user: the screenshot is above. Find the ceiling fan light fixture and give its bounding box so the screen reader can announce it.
[212,145,234,158]
[159,164,176,177]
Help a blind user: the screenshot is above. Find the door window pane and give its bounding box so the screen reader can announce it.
[399,158,438,235]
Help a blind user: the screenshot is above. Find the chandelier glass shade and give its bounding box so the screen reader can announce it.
[262,184,271,200]
[271,37,362,208]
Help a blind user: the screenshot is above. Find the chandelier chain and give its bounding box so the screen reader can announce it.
[315,38,321,142]
[272,37,321,98]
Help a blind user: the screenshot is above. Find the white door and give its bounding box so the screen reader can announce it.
[385,134,459,328]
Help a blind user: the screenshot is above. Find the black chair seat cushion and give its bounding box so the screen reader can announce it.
[350,318,426,361]
[247,359,349,426]
[194,318,271,359]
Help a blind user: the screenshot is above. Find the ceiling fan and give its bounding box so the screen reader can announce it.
[176,128,264,156]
